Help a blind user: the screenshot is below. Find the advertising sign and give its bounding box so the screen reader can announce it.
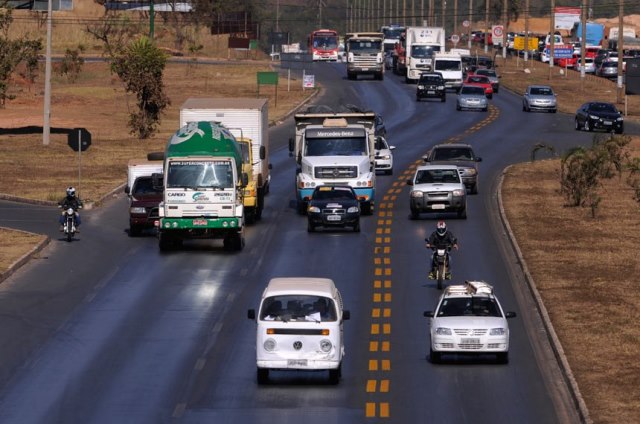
[303,75,315,88]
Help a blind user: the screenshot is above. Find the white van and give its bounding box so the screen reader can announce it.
[247,277,350,384]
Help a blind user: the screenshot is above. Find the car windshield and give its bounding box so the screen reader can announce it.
[530,87,553,96]
[415,169,461,184]
[460,86,485,95]
[420,75,442,84]
[312,187,356,201]
[468,76,489,83]
[132,177,162,195]
[437,297,502,317]
[590,103,617,113]
[432,148,474,161]
[476,70,496,77]
[260,295,337,322]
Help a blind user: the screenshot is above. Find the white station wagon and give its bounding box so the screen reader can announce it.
[247,277,350,384]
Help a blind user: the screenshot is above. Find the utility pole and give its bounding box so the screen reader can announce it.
[43,0,52,146]
[442,0,446,32]
[549,0,555,80]
[484,0,489,53]
[580,0,586,90]
[468,0,473,50]
[502,0,507,58]
[524,0,529,61]
[617,0,624,103]
[454,0,458,39]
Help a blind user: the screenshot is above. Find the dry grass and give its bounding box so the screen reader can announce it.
[0,229,46,271]
[502,138,640,424]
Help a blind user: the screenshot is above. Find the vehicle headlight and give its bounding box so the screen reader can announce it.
[490,328,507,336]
[381,154,391,160]
[617,116,624,121]
[463,168,477,176]
[347,206,359,213]
[589,114,600,120]
[130,207,146,214]
[320,339,333,352]
[308,206,320,213]
[410,190,424,198]
[418,85,425,89]
[452,189,465,196]
[263,338,276,351]
[437,85,445,90]
[435,327,452,335]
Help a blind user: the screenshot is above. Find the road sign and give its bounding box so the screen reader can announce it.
[547,46,573,59]
[451,34,460,44]
[462,20,470,28]
[67,128,91,152]
[514,36,539,51]
[492,25,504,45]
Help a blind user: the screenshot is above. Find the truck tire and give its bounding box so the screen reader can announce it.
[245,209,256,225]
[224,233,245,251]
[158,233,172,251]
[129,224,142,237]
[255,189,265,220]
[147,151,165,161]
[296,199,307,215]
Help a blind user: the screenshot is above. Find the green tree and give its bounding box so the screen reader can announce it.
[111,36,170,139]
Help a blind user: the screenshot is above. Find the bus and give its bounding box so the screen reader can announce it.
[308,29,340,61]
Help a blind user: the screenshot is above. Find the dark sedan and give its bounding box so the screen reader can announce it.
[307,185,361,232]
[574,102,624,134]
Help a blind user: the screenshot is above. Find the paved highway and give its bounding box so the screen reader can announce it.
[0,61,629,423]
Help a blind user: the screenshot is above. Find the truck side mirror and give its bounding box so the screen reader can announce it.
[259,145,266,160]
[151,173,164,190]
[288,137,294,153]
[124,185,131,195]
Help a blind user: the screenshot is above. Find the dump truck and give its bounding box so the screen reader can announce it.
[156,121,248,251]
[345,32,385,80]
[289,105,377,215]
[180,98,270,224]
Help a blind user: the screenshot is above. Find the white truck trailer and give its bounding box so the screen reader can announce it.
[405,26,446,83]
[180,98,270,223]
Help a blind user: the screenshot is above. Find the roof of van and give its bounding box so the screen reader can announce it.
[264,277,337,297]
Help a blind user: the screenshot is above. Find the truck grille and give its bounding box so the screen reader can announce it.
[315,166,357,179]
[352,54,379,66]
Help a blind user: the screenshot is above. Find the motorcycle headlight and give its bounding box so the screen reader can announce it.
[435,327,452,335]
[66,208,75,215]
[490,328,506,336]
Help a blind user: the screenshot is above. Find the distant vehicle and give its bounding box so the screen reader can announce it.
[247,277,350,384]
[407,164,467,219]
[374,136,395,175]
[571,21,605,48]
[456,85,488,112]
[555,53,580,69]
[463,75,493,98]
[576,57,596,74]
[473,68,500,93]
[307,185,361,232]
[596,60,619,79]
[522,85,557,113]
[308,29,340,61]
[416,72,447,102]
[423,143,482,194]
[424,280,517,364]
[574,102,624,134]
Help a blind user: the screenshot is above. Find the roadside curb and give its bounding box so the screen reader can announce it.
[496,166,592,424]
[0,227,50,284]
[268,87,322,128]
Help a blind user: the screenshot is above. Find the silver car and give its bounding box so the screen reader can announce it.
[522,85,557,113]
[576,57,596,74]
[456,85,488,112]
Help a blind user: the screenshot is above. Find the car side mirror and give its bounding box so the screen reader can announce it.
[476,157,483,162]
[390,146,396,150]
[423,311,434,318]
[505,311,517,318]
[288,137,294,153]
[407,179,414,186]
[259,145,266,160]
[343,310,351,320]
[247,309,256,320]
[124,185,131,195]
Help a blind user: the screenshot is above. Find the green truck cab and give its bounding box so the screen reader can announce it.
[157,121,248,251]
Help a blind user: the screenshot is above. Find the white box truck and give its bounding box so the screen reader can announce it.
[405,26,446,83]
[180,98,270,223]
[433,52,463,91]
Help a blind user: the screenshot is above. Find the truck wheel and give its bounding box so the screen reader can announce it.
[245,209,256,225]
[159,233,172,251]
[257,368,269,384]
[226,233,244,251]
[129,225,142,237]
[378,72,384,81]
[457,208,467,219]
[296,200,307,215]
[256,189,265,220]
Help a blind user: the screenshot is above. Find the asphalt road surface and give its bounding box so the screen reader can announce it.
[1,61,631,423]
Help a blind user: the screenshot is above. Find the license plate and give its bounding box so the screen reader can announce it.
[327,215,342,221]
[427,90,435,94]
[288,359,308,366]
[603,121,612,125]
[361,68,369,71]
[193,219,208,225]
[461,338,480,344]
[431,204,446,210]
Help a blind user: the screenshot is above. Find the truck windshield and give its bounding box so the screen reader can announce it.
[435,60,461,71]
[411,45,434,58]
[166,161,233,189]
[304,136,368,157]
[348,40,382,53]
[382,28,404,39]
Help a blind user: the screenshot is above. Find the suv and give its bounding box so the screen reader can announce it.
[407,164,467,219]
[424,280,517,364]
[307,185,361,232]
[125,176,163,236]
[423,143,482,194]
[416,72,446,102]
[247,277,350,384]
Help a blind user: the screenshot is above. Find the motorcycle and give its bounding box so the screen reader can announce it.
[427,244,452,290]
[60,206,80,242]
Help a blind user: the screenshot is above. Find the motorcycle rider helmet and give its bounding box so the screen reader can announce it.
[436,220,447,237]
[66,186,76,198]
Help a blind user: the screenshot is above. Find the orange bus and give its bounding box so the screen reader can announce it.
[308,29,340,61]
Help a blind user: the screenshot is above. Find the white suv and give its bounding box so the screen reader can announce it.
[424,281,517,364]
[247,277,350,384]
[407,164,467,219]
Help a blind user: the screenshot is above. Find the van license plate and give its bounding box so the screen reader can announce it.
[288,359,308,366]
[193,219,208,225]
[431,204,446,210]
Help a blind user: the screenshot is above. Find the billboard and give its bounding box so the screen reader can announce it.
[554,7,581,30]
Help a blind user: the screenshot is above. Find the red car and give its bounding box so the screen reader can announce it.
[463,75,494,99]
[555,54,579,68]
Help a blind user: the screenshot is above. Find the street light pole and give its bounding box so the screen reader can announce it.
[43,0,52,146]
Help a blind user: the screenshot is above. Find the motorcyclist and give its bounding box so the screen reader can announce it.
[425,220,458,279]
[58,186,83,232]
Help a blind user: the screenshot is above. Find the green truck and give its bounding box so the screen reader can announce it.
[157,121,248,251]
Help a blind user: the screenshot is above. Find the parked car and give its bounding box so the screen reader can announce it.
[522,85,557,113]
[463,75,493,98]
[456,85,488,112]
[307,185,361,232]
[574,102,624,134]
[423,143,482,194]
[374,136,395,175]
[407,164,467,219]
[473,68,500,93]
[424,280,517,364]
[247,277,350,384]
[416,72,447,102]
